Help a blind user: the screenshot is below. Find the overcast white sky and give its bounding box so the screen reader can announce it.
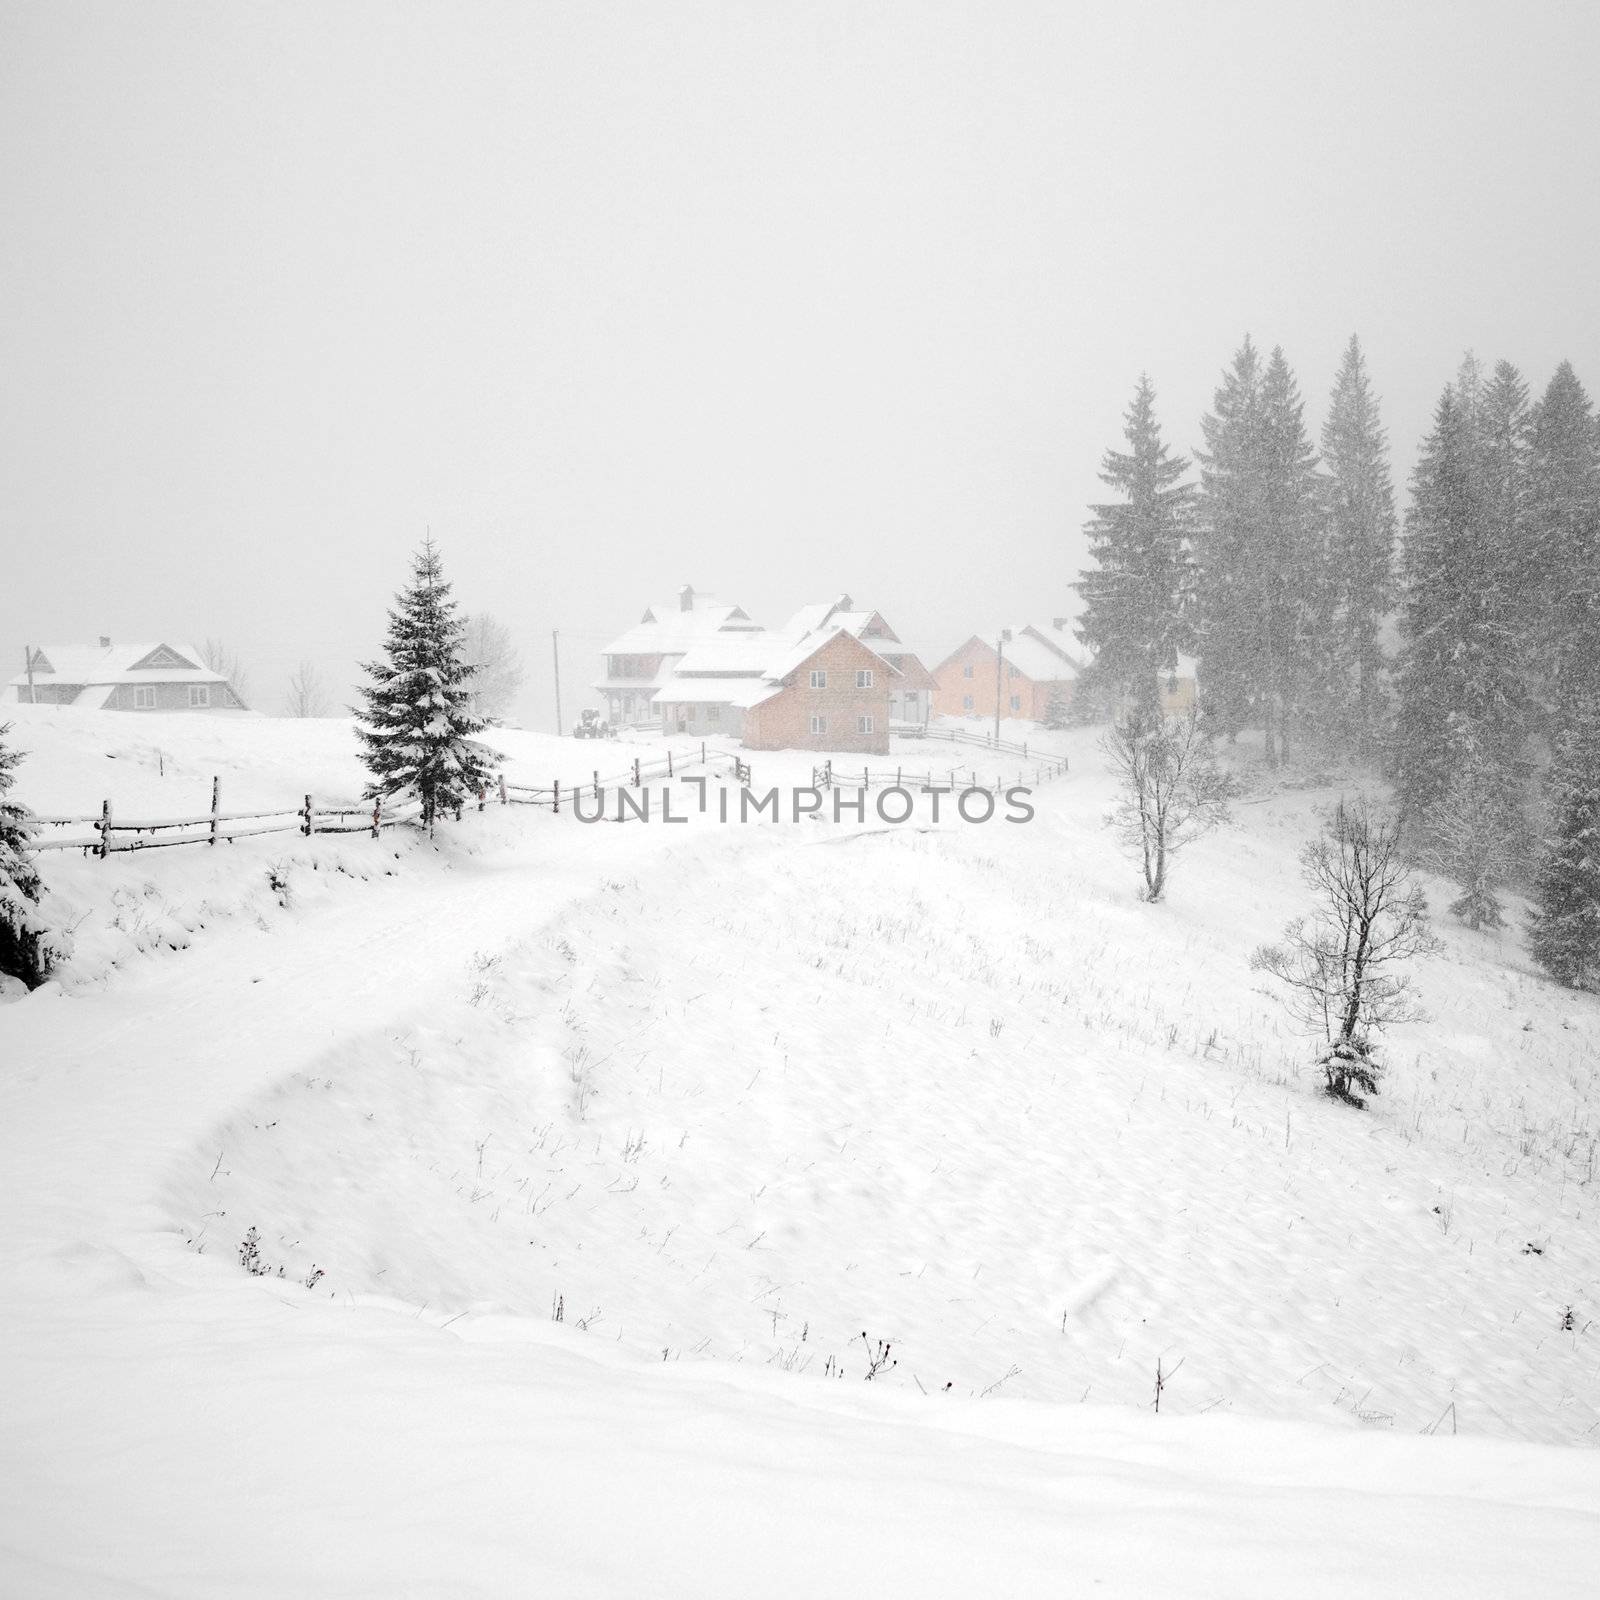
[3,0,1598,726]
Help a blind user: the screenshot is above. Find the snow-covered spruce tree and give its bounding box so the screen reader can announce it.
[1193,337,1265,744]
[1528,702,1600,991]
[1320,335,1396,759]
[1251,798,1438,1106]
[1527,362,1600,709]
[1102,704,1237,903]
[1043,684,1069,731]
[1391,359,1532,844]
[1194,339,1326,763]
[0,723,54,988]
[1415,748,1522,930]
[356,540,493,832]
[1075,375,1195,719]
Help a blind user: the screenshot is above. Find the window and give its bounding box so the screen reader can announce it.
[810,714,827,735]
[809,669,827,689]
[1008,664,1019,679]
[189,685,211,708]
[133,685,156,709]
[858,715,874,734]
[855,669,873,689]
[963,664,974,679]
[1009,694,1021,711]
[962,694,973,710]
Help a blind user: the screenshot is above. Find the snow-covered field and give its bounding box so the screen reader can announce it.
[2,704,1598,1597]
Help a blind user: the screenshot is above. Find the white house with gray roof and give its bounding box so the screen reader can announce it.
[9,640,249,712]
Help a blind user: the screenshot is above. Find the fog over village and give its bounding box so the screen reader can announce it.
[3,4,1599,1597]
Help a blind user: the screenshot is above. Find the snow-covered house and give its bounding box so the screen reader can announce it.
[593,587,765,730]
[932,622,1084,721]
[598,589,934,752]
[9,640,249,712]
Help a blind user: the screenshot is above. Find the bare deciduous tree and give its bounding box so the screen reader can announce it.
[200,638,251,703]
[1103,705,1236,902]
[283,660,330,718]
[1251,797,1440,1106]
[461,613,525,722]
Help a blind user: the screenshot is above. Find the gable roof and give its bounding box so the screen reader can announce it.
[602,591,764,656]
[8,641,230,689]
[932,627,1084,685]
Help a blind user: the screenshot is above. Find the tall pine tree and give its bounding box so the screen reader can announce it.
[357,540,493,831]
[1320,335,1396,757]
[1528,361,1600,709]
[1528,703,1600,990]
[1075,375,1195,717]
[1393,358,1531,832]
[1195,338,1324,763]
[1193,337,1266,742]
[0,723,53,987]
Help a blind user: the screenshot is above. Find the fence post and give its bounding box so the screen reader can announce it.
[209,776,220,846]
[667,749,674,778]
[633,757,641,787]
[98,798,111,860]
[478,784,486,812]
[863,766,869,789]
[303,794,314,837]
[1023,741,1028,758]
[499,773,508,806]
[553,779,560,814]
[701,740,706,766]
[371,797,382,838]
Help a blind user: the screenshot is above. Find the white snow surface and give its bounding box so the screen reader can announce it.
[1,704,1598,1596]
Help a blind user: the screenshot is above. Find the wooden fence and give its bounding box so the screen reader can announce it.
[896,725,1043,758]
[28,741,1064,855]
[809,755,1070,792]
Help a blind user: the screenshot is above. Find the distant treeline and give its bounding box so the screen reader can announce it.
[1075,337,1600,989]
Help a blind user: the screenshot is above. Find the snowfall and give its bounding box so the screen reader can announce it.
[1,703,1597,1598]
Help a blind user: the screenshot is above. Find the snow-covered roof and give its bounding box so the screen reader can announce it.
[7,642,232,689]
[671,635,783,675]
[601,591,763,656]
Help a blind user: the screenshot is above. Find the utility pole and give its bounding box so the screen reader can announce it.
[552,629,563,736]
[994,631,1007,744]
[23,645,36,703]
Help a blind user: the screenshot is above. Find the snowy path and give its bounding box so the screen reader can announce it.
[2,811,1598,1596]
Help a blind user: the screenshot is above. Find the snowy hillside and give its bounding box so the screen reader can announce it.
[2,707,1598,1596]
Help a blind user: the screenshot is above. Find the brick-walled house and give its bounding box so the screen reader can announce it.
[8,639,249,711]
[599,587,922,752]
[932,622,1083,722]
[740,628,894,755]
[777,597,937,728]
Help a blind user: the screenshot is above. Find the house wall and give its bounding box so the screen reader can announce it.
[12,682,81,705]
[743,633,891,754]
[657,701,744,739]
[104,680,244,712]
[931,638,1075,721]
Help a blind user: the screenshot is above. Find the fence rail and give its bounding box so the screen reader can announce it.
[29,740,1065,854]
[810,755,1069,791]
[903,725,1042,759]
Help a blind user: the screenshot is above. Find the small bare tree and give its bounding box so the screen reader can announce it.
[1251,797,1440,1106]
[200,638,251,703]
[1103,705,1237,902]
[461,613,525,722]
[283,660,330,718]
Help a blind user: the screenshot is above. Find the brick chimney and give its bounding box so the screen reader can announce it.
[679,585,695,612]
[99,635,112,648]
